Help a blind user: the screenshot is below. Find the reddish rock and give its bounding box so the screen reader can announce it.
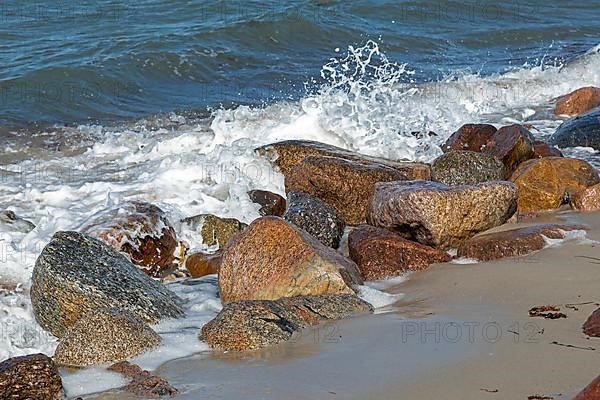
[0,354,64,399]
[248,190,286,217]
[571,184,600,211]
[555,86,600,117]
[441,124,498,152]
[108,361,178,398]
[81,201,177,277]
[533,140,563,158]
[583,307,600,337]
[458,224,586,262]
[574,374,600,400]
[348,225,451,280]
[484,124,536,173]
[185,250,222,278]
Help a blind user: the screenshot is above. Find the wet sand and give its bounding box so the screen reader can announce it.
[89,211,600,400]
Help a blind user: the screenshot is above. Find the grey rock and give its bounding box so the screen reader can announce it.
[431,150,507,185]
[0,353,64,399]
[0,210,35,233]
[549,108,600,150]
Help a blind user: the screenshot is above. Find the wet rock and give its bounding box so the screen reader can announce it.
[367,180,517,249]
[80,201,177,277]
[31,231,184,338]
[583,307,600,338]
[549,108,600,150]
[348,225,451,280]
[457,224,585,262]
[53,308,161,367]
[185,250,222,278]
[571,183,600,211]
[182,214,247,248]
[484,124,535,173]
[0,210,35,233]
[510,157,600,212]
[533,140,564,158]
[283,191,345,248]
[285,156,408,225]
[431,150,506,185]
[555,86,600,116]
[219,217,362,303]
[574,374,600,400]
[441,124,498,152]
[108,361,178,398]
[0,353,64,399]
[200,294,373,351]
[256,139,431,179]
[248,190,286,217]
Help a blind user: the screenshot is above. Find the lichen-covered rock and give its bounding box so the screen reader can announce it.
[285,156,408,225]
[256,139,431,179]
[219,217,362,303]
[248,190,286,217]
[458,224,586,262]
[108,361,178,398]
[185,250,222,278]
[583,307,600,338]
[181,214,247,248]
[348,225,451,280]
[80,201,177,277]
[550,108,600,150]
[483,124,535,173]
[510,157,600,212]
[574,374,600,400]
[367,180,517,249]
[53,308,161,367]
[532,140,563,159]
[555,86,600,116]
[0,210,35,233]
[431,150,506,185]
[31,231,184,338]
[571,184,600,211]
[0,354,64,400]
[200,295,373,351]
[441,124,498,152]
[284,191,345,248]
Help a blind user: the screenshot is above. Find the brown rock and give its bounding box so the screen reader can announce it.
[219,216,362,303]
[484,124,535,173]
[510,157,600,212]
[348,225,451,280]
[555,86,600,116]
[583,307,600,337]
[248,190,286,216]
[441,124,498,152]
[108,361,178,398]
[571,184,600,211]
[181,214,247,248]
[367,180,517,249]
[81,201,177,277]
[458,224,586,262]
[185,250,222,278]
[256,140,431,179]
[533,140,563,158]
[285,156,408,225]
[574,374,600,400]
[0,354,64,399]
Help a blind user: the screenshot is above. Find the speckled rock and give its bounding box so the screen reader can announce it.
[457,224,586,262]
[256,139,431,179]
[53,308,161,367]
[348,225,451,280]
[574,374,600,400]
[441,124,498,152]
[367,180,517,249]
[200,295,373,351]
[182,214,247,248]
[31,231,184,338]
[583,308,600,338]
[185,250,222,278]
[248,190,286,217]
[0,210,35,233]
[284,192,345,248]
[108,361,178,398]
[510,157,600,212]
[285,156,408,225]
[550,108,600,150]
[532,140,563,158]
[80,201,178,277]
[555,86,600,116]
[0,354,64,399]
[571,183,600,211]
[431,150,506,185]
[219,217,362,303]
[483,124,535,173]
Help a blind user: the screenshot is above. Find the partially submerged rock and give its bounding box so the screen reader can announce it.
[583,307,600,338]
[571,184,600,211]
[108,361,178,398]
[185,250,222,278]
[555,86,600,116]
[431,150,506,185]
[550,108,600,150]
[219,217,362,303]
[0,210,35,233]
[31,231,184,338]
[441,124,498,152]
[367,180,517,249]
[0,354,64,400]
[182,214,247,248]
[483,124,535,173]
[248,190,286,217]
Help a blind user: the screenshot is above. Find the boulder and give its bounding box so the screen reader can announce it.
[549,108,600,150]
[256,139,431,179]
[348,225,451,280]
[31,231,184,338]
[108,362,178,398]
[185,250,222,278]
[532,140,563,158]
[441,124,498,152]
[574,374,600,400]
[431,150,506,185]
[0,354,64,400]
[285,156,407,225]
[483,124,535,173]
[53,308,161,367]
[219,217,362,303]
[181,214,247,248]
[510,157,600,212]
[583,307,600,338]
[80,201,177,277]
[571,184,600,211]
[0,210,35,233]
[555,86,600,116]
[283,191,345,248]
[367,180,517,249]
[457,224,585,262]
[248,190,286,217]
[200,295,373,351]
